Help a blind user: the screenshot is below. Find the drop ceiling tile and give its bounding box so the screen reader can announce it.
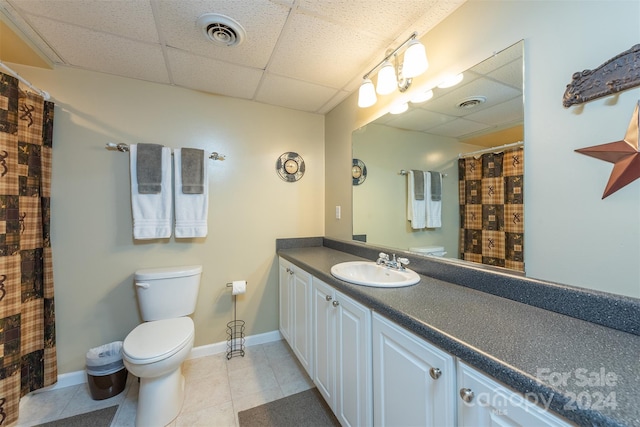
[10,0,159,43]
[472,43,523,76]
[428,118,493,138]
[167,48,263,100]
[268,12,388,89]
[487,59,523,91]
[26,15,169,83]
[465,97,523,126]
[424,78,521,117]
[155,0,289,69]
[297,0,440,39]
[255,74,338,112]
[386,108,456,132]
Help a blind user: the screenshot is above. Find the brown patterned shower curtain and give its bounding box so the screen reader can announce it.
[458,147,524,272]
[0,72,56,425]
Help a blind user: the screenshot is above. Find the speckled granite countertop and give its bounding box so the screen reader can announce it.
[277,243,640,427]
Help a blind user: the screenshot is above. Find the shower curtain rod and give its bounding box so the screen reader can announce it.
[0,61,51,101]
[458,141,523,158]
[105,142,226,161]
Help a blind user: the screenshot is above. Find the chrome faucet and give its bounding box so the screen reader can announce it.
[376,252,410,270]
[376,252,389,265]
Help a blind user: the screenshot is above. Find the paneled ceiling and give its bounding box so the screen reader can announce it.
[0,0,466,114]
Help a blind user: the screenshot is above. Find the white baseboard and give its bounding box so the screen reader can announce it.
[35,329,282,393]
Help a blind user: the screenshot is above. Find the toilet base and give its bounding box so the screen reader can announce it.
[136,366,185,427]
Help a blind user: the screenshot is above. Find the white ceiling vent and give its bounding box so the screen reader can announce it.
[456,96,487,109]
[197,13,246,47]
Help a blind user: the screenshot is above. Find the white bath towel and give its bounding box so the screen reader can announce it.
[407,170,426,229]
[425,172,442,228]
[130,144,172,239]
[174,148,208,238]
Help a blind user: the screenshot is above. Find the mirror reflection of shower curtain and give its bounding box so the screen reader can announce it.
[458,147,524,272]
[0,72,56,425]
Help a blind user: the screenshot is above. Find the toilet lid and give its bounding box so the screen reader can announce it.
[123,317,194,364]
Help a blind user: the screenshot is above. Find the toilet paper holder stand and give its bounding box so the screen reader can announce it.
[225,282,246,360]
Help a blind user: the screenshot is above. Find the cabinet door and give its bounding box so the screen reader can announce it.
[373,313,456,427]
[292,267,313,377]
[312,278,336,409]
[278,258,292,345]
[336,291,372,427]
[457,361,571,427]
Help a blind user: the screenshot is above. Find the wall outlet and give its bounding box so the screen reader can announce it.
[335,205,341,219]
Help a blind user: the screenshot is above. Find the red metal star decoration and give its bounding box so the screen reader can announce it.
[575,101,640,199]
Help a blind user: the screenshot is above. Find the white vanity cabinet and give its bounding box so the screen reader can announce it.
[278,257,313,377]
[313,277,372,427]
[372,312,456,426]
[457,361,571,427]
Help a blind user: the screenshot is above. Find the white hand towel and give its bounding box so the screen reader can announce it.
[130,144,172,239]
[407,170,426,229]
[174,148,208,238]
[425,172,442,228]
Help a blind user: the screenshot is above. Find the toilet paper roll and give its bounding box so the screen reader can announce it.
[232,280,247,295]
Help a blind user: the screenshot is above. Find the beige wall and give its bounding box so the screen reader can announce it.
[326,0,640,298]
[9,65,324,373]
[353,123,482,252]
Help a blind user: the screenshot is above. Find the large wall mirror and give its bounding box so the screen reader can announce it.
[353,40,524,272]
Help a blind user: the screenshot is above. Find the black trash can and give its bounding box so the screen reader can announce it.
[85,341,128,400]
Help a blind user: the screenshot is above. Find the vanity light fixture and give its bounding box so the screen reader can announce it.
[357,32,429,108]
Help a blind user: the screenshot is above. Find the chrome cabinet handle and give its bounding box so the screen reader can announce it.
[332,300,340,307]
[287,268,294,275]
[429,367,441,380]
[325,294,332,302]
[459,388,474,403]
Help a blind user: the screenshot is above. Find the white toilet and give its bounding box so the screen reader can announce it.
[122,265,202,427]
[409,246,447,257]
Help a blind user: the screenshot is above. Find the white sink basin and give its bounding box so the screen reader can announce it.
[330,261,420,288]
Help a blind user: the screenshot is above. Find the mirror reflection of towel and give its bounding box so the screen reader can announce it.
[412,169,424,200]
[429,171,442,201]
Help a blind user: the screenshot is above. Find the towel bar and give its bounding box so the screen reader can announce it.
[399,169,447,177]
[105,142,225,161]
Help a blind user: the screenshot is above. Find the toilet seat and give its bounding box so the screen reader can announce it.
[123,317,194,364]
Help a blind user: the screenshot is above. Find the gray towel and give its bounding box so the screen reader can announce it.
[136,143,163,194]
[430,171,442,201]
[181,148,205,194]
[412,170,424,200]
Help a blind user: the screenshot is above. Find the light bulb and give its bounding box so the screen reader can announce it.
[376,61,397,95]
[410,89,434,104]
[402,40,428,78]
[358,79,377,108]
[390,102,409,114]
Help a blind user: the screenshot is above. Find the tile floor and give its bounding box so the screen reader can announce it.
[17,340,315,427]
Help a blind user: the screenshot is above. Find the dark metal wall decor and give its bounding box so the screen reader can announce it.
[563,44,640,108]
[352,158,367,185]
[276,152,305,182]
[575,101,640,199]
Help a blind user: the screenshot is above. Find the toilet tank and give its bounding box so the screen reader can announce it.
[134,265,202,321]
[409,246,447,257]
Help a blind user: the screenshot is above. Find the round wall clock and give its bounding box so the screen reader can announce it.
[352,158,367,185]
[276,152,305,182]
